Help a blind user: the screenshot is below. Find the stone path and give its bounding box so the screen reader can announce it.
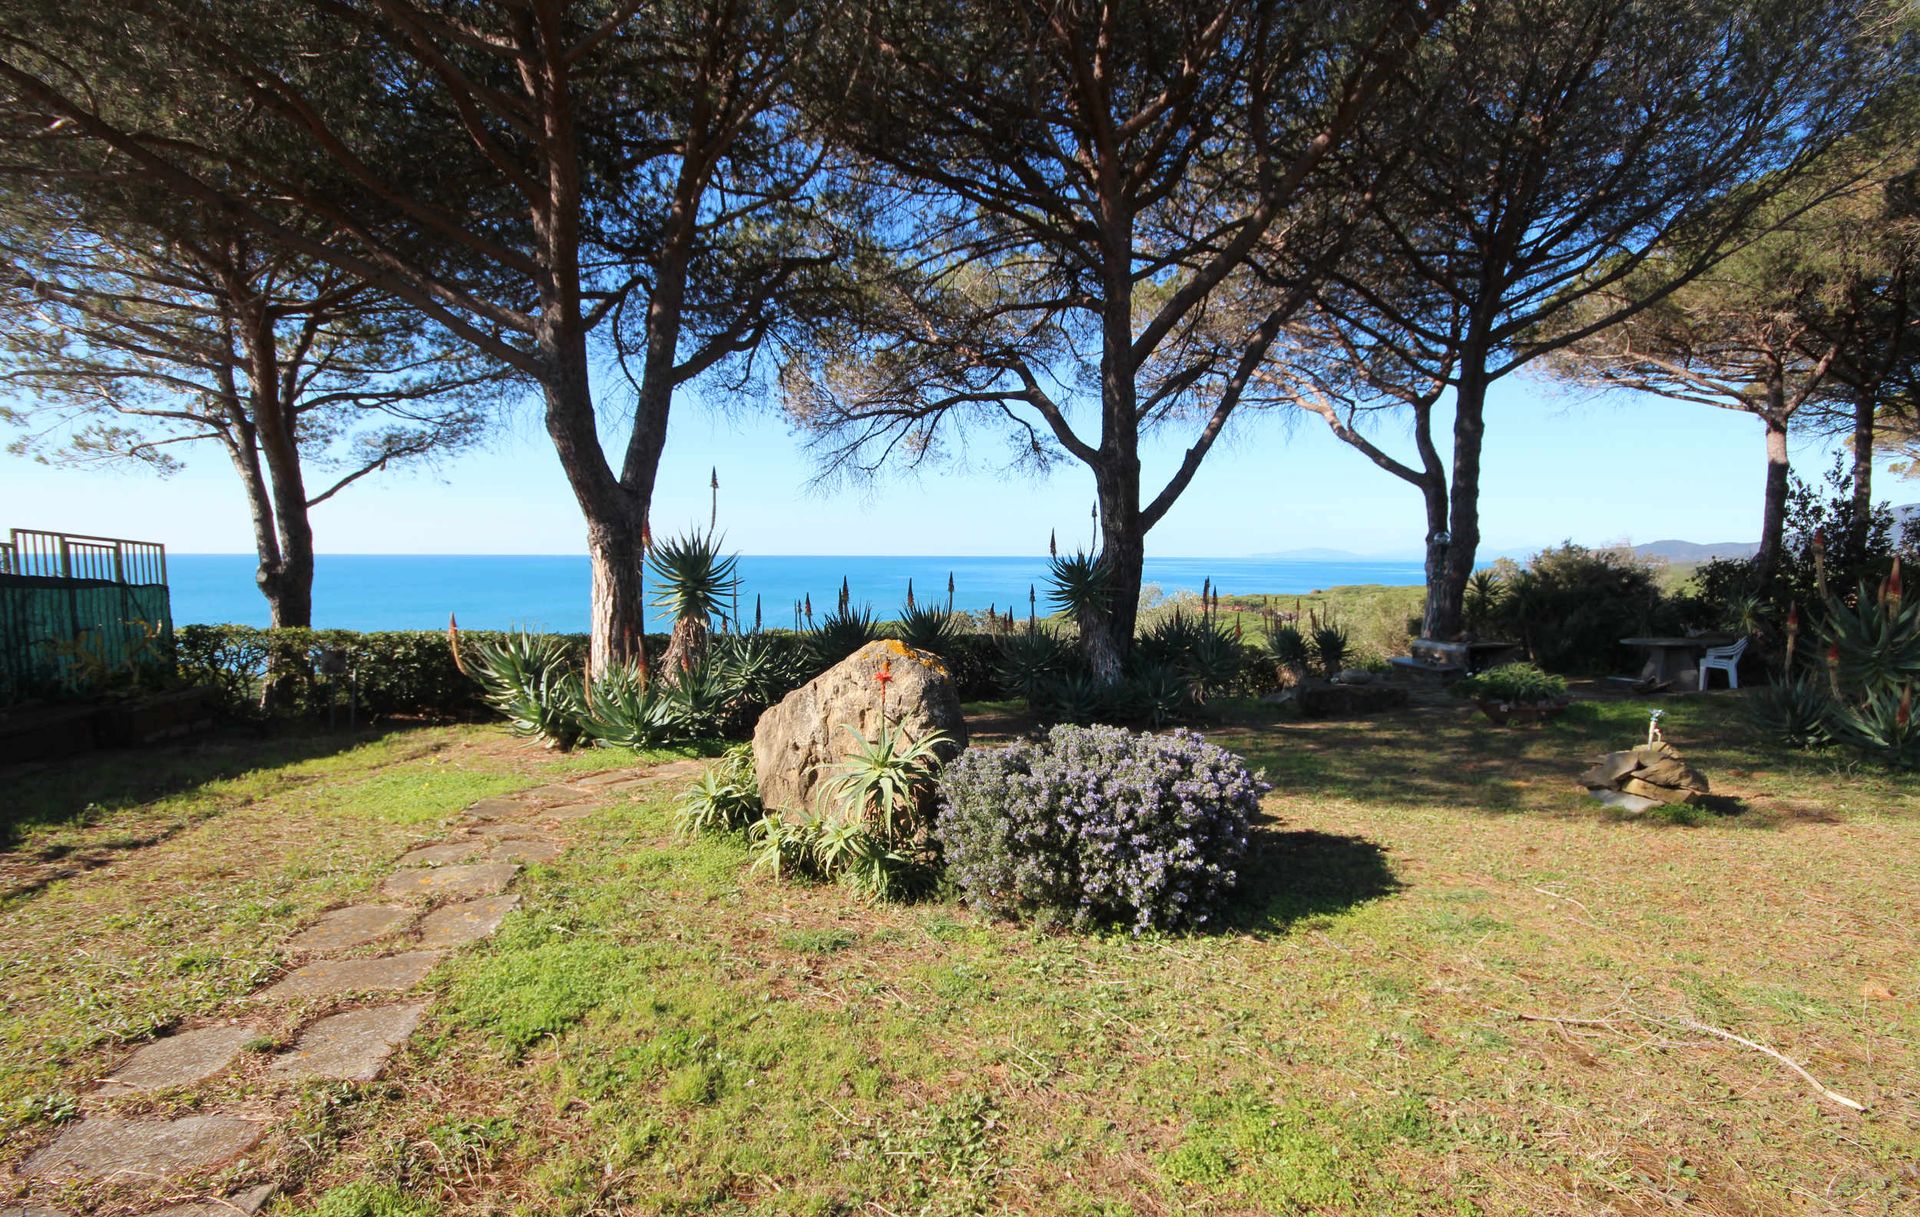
[3,762,688,1214]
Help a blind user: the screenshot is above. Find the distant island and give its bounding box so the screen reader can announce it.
[1628,539,1760,562]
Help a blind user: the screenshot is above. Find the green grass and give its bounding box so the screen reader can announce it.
[2,699,1916,1216]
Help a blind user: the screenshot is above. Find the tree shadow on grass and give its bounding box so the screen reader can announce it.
[0,722,412,852]
[1225,823,1404,936]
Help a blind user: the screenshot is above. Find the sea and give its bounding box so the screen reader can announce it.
[164,553,1429,632]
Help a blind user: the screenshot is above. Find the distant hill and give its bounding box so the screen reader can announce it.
[1631,539,1759,562]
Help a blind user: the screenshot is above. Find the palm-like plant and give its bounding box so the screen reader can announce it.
[1463,571,1507,634]
[648,528,741,674]
[1047,550,1119,682]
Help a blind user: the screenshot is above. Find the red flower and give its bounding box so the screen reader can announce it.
[875,659,893,686]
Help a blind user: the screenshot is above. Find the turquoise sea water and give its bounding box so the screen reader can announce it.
[165,553,1429,631]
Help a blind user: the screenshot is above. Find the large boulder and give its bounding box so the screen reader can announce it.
[751,639,968,817]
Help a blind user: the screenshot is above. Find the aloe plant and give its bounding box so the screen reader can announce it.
[1046,550,1120,683]
[648,528,741,674]
[469,630,586,749]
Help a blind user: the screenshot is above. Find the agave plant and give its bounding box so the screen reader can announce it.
[1816,577,1920,694]
[994,628,1069,700]
[1463,570,1507,634]
[709,633,808,717]
[1047,550,1120,682]
[1825,682,1919,770]
[1122,663,1192,727]
[581,659,680,748]
[469,630,586,749]
[1180,624,1244,702]
[1033,671,1111,725]
[894,600,957,654]
[809,603,881,667]
[821,722,951,840]
[1750,673,1836,750]
[659,653,743,738]
[648,528,741,673]
[1046,550,1112,620]
[1311,619,1350,678]
[675,745,762,836]
[1265,624,1311,677]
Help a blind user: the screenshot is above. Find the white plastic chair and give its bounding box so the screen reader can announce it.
[1697,637,1748,690]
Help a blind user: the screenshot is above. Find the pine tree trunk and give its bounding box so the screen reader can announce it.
[1755,413,1791,584]
[1424,365,1489,641]
[1851,388,1876,534]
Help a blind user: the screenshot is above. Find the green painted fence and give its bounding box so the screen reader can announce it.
[0,530,173,704]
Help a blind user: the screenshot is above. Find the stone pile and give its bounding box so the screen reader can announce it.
[1579,741,1710,812]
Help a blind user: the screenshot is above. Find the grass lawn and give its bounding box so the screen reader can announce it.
[2,695,1916,1215]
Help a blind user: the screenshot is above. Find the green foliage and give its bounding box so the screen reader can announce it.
[580,661,679,749]
[1773,566,1920,767]
[1310,619,1350,677]
[709,632,810,717]
[1487,544,1674,673]
[1045,551,1112,622]
[469,631,586,749]
[1463,571,1507,635]
[676,745,762,837]
[647,528,742,630]
[1453,662,1568,705]
[751,720,952,901]
[821,722,951,840]
[992,628,1071,701]
[1265,624,1311,674]
[893,600,958,654]
[809,603,881,667]
[1750,674,1835,750]
[1136,613,1248,701]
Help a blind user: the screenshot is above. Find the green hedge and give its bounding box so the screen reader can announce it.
[172,622,1277,723]
[171,624,1015,721]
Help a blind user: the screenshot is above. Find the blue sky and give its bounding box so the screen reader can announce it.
[1,370,1899,559]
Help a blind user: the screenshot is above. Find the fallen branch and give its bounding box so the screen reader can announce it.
[1509,1007,1866,1112]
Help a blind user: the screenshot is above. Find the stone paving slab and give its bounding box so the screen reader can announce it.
[395,840,487,867]
[459,796,526,821]
[538,802,606,822]
[2,1206,71,1216]
[22,1115,267,1180]
[255,951,443,1002]
[463,822,555,840]
[487,838,563,865]
[269,1004,426,1082]
[416,894,520,949]
[378,862,517,901]
[507,784,586,804]
[144,1183,276,1217]
[99,1025,260,1095]
[286,905,412,954]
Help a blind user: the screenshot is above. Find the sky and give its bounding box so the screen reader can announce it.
[0,368,1901,560]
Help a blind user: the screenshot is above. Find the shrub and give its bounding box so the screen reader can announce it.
[676,745,762,837]
[1487,544,1674,673]
[936,724,1267,933]
[1452,662,1567,705]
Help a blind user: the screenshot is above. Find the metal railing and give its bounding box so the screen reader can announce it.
[1,528,173,704]
[4,529,168,586]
